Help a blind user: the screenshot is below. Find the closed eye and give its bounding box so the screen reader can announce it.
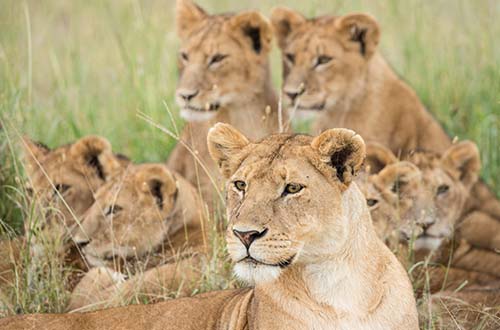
[285,53,295,64]
[314,55,333,68]
[104,205,123,216]
[53,184,71,196]
[180,51,188,62]
[209,54,228,66]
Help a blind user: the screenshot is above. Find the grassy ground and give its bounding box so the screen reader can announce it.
[0,0,499,328]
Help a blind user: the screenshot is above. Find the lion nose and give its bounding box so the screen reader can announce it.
[177,89,199,102]
[284,85,305,102]
[233,228,268,249]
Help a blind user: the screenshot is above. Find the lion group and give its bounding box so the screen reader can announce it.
[1,1,499,329]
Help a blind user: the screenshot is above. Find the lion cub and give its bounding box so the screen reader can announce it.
[1,124,418,329]
[167,0,281,208]
[68,163,207,311]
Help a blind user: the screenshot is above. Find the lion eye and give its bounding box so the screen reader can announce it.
[104,205,123,216]
[234,180,247,192]
[315,55,332,67]
[180,51,189,62]
[285,53,295,64]
[436,184,450,196]
[209,53,228,66]
[366,199,379,207]
[54,184,71,195]
[283,183,303,195]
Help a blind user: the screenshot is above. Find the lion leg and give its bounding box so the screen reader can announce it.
[67,257,204,312]
[67,266,127,312]
[452,247,500,278]
[459,211,500,251]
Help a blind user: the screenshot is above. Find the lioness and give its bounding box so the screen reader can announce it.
[68,163,208,311]
[270,7,500,235]
[0,136,128,290]
[359,143,499,292]
[0,124,418,329]
[167,0,281,208]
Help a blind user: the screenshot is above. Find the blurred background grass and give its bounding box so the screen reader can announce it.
[1,0,499,228]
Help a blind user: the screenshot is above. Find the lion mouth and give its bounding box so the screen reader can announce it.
[293,102,325,112]
[238,255,295,268]
[183,103,220,112]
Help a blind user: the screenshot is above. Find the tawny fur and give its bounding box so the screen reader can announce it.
[68,163,208,311]
[0,124,418,330]
[167,0,282,210]
[271,6,500,246]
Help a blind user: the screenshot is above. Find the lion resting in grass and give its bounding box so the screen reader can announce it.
[67,163,208,311]
[0,124,418,329]
[167,0,282,209]
[271,6,500,243]
[360,142,500,292]
[0,136,128,291]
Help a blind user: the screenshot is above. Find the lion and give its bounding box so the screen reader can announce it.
[359,142,500,291]
[270,6,500,239]
[0,136,129,291]
[22,136,128,238]
[357,143,434,244]
[167,0,282,209]
[0,124,418,330]
[67,163,208,311]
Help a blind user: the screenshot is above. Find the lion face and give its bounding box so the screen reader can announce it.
[407,142,481,251]
[175,0,272,122]
[22,136,127,236]
[358,143,435,243]
[72,164,180,267]
[271,8,379,118]
[208,123,366,284]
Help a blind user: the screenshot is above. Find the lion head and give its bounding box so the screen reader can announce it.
[22,135,128,235]
[357,143,434,243]
[406,141,481,252]
[208,123,368,284]
[175,0,273,122]
[271,7,380,118]
[72,163,204,268]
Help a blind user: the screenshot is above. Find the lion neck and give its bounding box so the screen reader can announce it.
[254,184,386,323]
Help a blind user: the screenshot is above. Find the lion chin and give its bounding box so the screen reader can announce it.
[233,262,282,285]
[180,108,219,122]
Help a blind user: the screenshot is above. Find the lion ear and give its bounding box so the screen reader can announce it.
[227,11,273,54]
[375,161,421,193]
[207,123,250,179]
[135,164,177,210]
[441,141,481,189]
[69,136,122,181]
[22,136,51,175]
[334,13,380,58]
[270,7,306,49]
[365,142,398,174]
[311,128,366,187]
[176,0,208,40]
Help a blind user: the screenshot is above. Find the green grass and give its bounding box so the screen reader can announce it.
[0,0,499,328]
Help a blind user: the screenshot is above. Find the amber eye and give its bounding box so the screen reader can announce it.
[284,183,303,195]
[436,184,450,195]
[285,53,295,64]
[315,55,332,67]
[234,180,247,192]
[209,53,228,66]
[367,199,379,207]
